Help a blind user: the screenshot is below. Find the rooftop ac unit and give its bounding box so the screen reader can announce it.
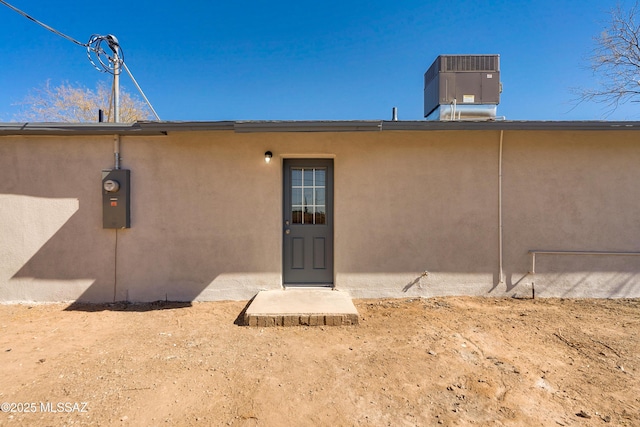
[424,54,501,120]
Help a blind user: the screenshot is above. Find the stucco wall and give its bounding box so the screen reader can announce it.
[0,136,117,302]
[1,128,639,302]
[332,131,500,297]
[502,131,640,297]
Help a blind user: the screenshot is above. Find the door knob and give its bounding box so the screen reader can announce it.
[285,229,291,234]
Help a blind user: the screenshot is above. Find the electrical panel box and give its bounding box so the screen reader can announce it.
[102,169,130,229]
[424,55,500,118]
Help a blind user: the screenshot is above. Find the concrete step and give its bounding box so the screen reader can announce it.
[243,288,359,327]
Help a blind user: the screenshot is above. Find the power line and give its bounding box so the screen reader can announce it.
[0,0,118,73]
[0,0,87,47]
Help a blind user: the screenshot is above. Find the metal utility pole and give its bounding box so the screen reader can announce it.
[113,51,120,123]
[106,35,121,123]
[87,34,126,122]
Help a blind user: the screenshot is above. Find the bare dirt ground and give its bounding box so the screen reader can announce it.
[0,297,638,426]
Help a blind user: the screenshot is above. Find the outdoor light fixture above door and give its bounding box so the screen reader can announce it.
[265,151,273,164]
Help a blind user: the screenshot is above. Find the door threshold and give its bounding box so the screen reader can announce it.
[284,284,334,290]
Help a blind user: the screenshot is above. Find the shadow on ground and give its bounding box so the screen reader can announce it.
[64,300,193,312]
[233,295,257,326]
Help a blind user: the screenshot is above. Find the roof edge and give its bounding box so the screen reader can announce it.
[0,122,165,136]
[2,120,640,136]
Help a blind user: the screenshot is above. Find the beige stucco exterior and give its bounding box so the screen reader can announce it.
[1,123,639,302]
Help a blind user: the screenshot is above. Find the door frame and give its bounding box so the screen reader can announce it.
[282,158,334,287]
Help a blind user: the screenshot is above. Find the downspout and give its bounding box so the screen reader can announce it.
[498,130,504,284]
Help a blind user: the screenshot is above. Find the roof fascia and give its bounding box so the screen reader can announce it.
[233,121,383,132]
[0,122,166,136]
[381,121,640,131]
[3,120,640,136]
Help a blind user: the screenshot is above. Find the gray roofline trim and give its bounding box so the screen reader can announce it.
[0,122,168,136]
[2,120,640,136]
[234,121,383,133]
[380,120,640,131]
[136,121,235,132]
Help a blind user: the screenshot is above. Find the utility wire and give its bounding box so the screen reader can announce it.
[123,62,161,121]
[0,0,87,47]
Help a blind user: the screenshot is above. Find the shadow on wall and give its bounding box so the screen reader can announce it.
[520,253,640,298]
[5,192,640,301]
[1,134,284,303]
[2,193,277,303]
[395,254,640,298]
[0,138,118,302]
[402,271,430,292]
[3,188,639,301]
[0,194,110,302]
[6,198,115,302]
[533,271,638,298]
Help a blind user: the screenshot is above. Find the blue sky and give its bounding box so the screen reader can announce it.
[0,0,637,121]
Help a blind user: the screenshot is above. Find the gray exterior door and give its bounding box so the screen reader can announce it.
[283,159,334,286]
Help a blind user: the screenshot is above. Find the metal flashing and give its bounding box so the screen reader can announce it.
[0,122,165,136]
[1,120,640,136]
[136,121,235,132]
[380,120,640,131]
[233,121,383,133]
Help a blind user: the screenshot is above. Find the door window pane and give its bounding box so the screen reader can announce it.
[304,209,314,224]
[292,208,302,224]
[290,167,327,225]
[291,188,302,205]
[304,169,314,186]
[315,206,326,224]
[304,188,313,205]
[292,169,302,186]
